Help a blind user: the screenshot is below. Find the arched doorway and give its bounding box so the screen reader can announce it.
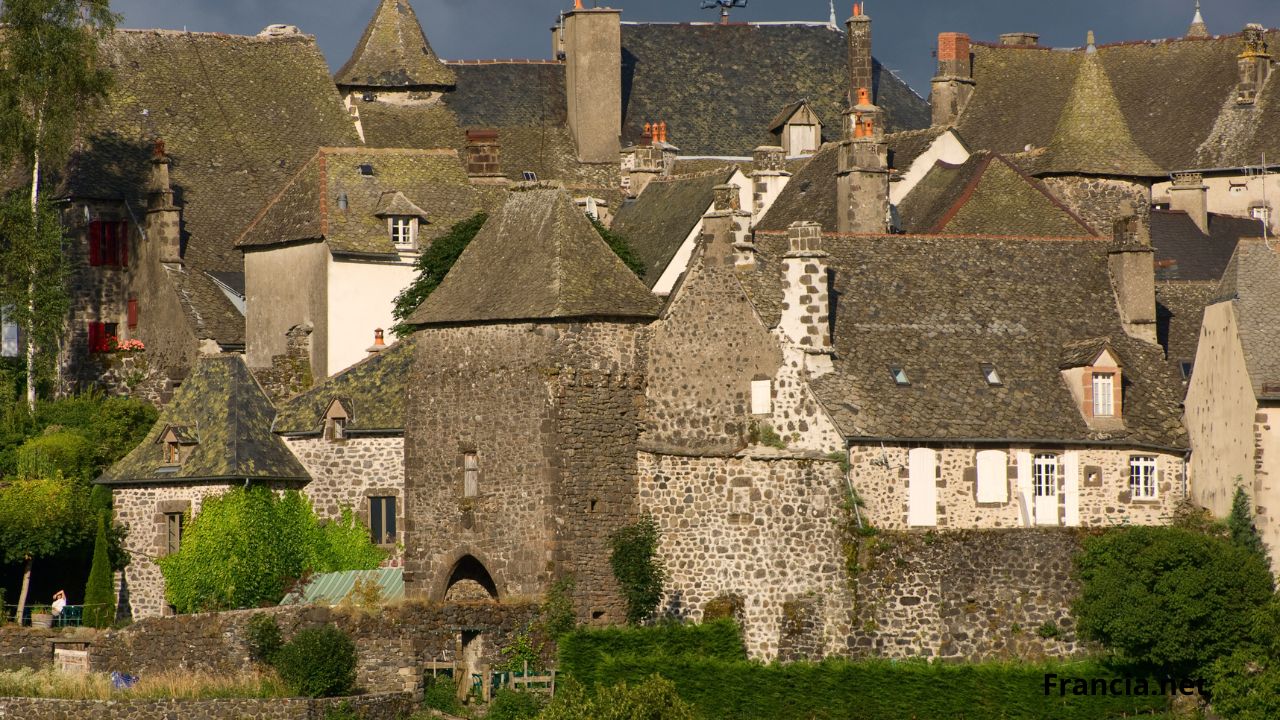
[443,555,499,603]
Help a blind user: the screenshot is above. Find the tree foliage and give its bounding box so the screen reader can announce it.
[271,625,357,698]
[16,430,95,482]
[390,212,488,337]
[0,475,91,565]
[540,676,699,720]
[590,217,646,279]
[81,513,114,627]
[0,196,69,401]
[1072,526,1275,675]
[158,486,386,613]
[1206,596,1280,720]
[1228,485,1268,562]
[609,515,667,626]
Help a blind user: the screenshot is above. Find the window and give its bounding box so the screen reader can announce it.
[1180,361,1193,380]
[750,379,772,415]
[88,322,120,353]
[981,363,1002,386]
[1251,205,1271,224]
[1033,454,1058,497]
[326,416,347,441]
[976,449,1008,503]
[1130,456,1158,500]
[463,452,479,497]
[88,220,129,267]
[165,441,181,465]
[890,367,910,386]
[165,512,184,555]
[389,217,415,250]
[369,496,397,545]
[1092,372,1115,416]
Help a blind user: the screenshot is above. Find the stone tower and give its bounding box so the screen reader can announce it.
[563,6,623,163]
[401,186,660,623]
[836,88,889,234]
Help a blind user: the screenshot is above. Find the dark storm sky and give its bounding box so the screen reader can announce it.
[110,0,1279,94]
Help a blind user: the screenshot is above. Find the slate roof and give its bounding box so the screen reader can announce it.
[237,148,486,256]
[409,187,661,326]
[898,153,1097,236]
[1151,210,1262,281]
[1156,280,1217,378]
[617,22,928,156]
[98,355,309,485]
[610,168,735,287]
[1215,239,1280,400]
[335,0,455,89]
[741,232,1189,449]
[755,142,841,231]
[65,29,360,347]
[954,31,1280,172]
[358,102,464,150]
[274,336,415,435]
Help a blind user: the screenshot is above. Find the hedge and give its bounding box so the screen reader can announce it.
[590,656,1173,720]
[559,620,746,687]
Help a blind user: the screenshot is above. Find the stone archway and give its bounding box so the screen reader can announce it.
[443,554,499,603]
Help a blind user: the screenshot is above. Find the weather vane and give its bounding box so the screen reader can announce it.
[701,0,748,23]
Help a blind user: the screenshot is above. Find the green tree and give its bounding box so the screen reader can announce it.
[82,512,114,627]
[610,515,667,626]
[1073,526,1275,676]
[0,475,91,622]
[590,217,645,278]
[1228,485,1268,562]
[271,625,357,698]
[158,486,385,613]
[15,429,95,481]
[0,0,117,409]
[1206,597,1280,720]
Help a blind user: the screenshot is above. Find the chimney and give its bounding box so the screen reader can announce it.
[366,328,387,355]
[836,88,889,234]
[699,184,751,269]
[931,32,975,127]
[847,4,873,106]
[781,221,833,356]
[751,146,791,226]
[1169,172,1209,234]
[1236,24,1272,104]
[465,129,505,184]
[147,140,182,265]
[563,5,622,162]
[1109,210,1158,345]
[999,32,1039,47]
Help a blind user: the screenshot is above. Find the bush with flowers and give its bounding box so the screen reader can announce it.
[91,335,144,353]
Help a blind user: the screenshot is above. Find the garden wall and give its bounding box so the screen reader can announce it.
[0,691,414,720]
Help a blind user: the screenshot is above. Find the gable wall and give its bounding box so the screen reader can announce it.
[326,257,416,376]
[245,242,330,378]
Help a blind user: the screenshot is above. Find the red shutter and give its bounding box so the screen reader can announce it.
[118,221,129,267]
[87,322,103,353]
[88,221,103,266]
[127,298,139,329]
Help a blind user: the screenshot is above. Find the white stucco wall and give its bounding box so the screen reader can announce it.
[890,129,970,205]
[326,256,416,376]
[1152,172,1278,231]
[1255,407,1280,575]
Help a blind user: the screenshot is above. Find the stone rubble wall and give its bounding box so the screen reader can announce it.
[0,692,414,720]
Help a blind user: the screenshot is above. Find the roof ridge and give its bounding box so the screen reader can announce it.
[930,154,995,233]
[991,154,1100,236]
[235,151,322,247]
[317,146,459,157]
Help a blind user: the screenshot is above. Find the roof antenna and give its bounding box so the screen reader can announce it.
[700,0,748,25]
[829,0,837,27]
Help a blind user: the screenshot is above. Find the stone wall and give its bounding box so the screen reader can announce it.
[0,692,414,720]
[404,321,649,623]
[638,451,851,660]
[846,529,1089,662]
[0,627,62,671]
[1041,175,1150,237]
[851,443,1185,530]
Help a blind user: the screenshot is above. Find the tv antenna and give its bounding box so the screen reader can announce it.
[701,0,748,24]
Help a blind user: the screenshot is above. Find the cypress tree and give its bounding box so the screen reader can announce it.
[1229,486,1269,562]
[82,513,115,628]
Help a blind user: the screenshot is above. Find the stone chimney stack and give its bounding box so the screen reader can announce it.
[999,32,1039,47]
[147,140,182,265]
[700,184,751,268]
[1169,172,1210,234]
[1108,210,1158,345]
[931,32,975,127]
[780,221,833,355]
[836,88,889,234]
[846,4,873,106]
[1236,24,1272,104]
[624,123,666,198]
[750,146,791,226]
[563,5,622,162]
[465,129,505,184]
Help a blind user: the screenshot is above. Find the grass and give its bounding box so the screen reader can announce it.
[0,666,290,700]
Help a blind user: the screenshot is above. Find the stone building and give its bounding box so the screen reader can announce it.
[97,356,310,619]
[1186,239,1280,574]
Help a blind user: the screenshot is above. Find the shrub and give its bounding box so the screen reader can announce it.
[609,515,666,625]
[421,675,465,715]
[16,430,94,482]
[1228,485,1268,562]
[487,688,547,720]
[542,575,577,639]
[559,619,745,689]
[1207,650,1280,720]
[272,626,357,698]
[81,514,115,627]
[541,676,699,720]
[1073,526,1274,676]
[246,614,283,665]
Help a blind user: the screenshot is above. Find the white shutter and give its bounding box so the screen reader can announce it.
[976,450,1008,503]
[750,380,772,415]
[1016,451,1034,527]
[1063,451,1080,527]
[907,448,938,527]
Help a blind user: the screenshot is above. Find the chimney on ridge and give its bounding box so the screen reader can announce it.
[1169,172,1210,234]
[563,4,622,162]
[699,184,752,269]
[931,32,974,127]
[780,221,834,356]
[366,328,387,355]
[750,146,791,226]
[1236,24,1272,104]
[465,129,505,184]
[1109,208,1158,345]
[836,87,889,234]
[847,4,873,107]
[999,32,1039,47]
[147,139,182,265]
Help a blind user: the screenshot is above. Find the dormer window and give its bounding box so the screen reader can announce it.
[156,425,197,467]
[166,441,181,465]
[981,363,1002,386]
[389,217,416,251]
[1092,372,1115,416]
[890,367,910,386]
[768,100,823,156]
[374,191,428,253]
[323,398,353,442]
[1061,339,1124,424]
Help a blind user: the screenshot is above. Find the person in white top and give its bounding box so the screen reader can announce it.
[51,590,66,617]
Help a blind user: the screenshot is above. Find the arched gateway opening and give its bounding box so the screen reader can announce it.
[443,554,499,603]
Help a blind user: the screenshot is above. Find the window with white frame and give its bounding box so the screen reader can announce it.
[389,217,415,250]
[1092,372,1115,416]
[750,379,772,415]
[463,452,479,498]
[1033,454,1058,497]
[1130,456,1158,499]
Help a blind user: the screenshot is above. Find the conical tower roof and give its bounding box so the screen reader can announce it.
[1037,52,1164,177]
[409,188,661,326]
[336,0,455,89]
[1187,2,1209,39]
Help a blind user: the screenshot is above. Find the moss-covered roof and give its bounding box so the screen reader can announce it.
[273,336,416,435]
[98,356,309,485]
[335,0,455,89]
[237,148,487,256]
[409,187,661,325]
[611,168,735,288]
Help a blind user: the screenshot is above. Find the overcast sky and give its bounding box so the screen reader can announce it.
[109,0,1280,93]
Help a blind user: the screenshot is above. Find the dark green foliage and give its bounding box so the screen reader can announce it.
[81,514,114,627]
[17,430,95,482]
[158,487,385,612]
[1203,596,1280,720]
[0,197,70,404]
[590,218,646,279]
[246,614,283,665]
[1072,526,1274,676]
[559,620,746,689]
[1228,486,1268,562]
[421,675,466,715]
[609,515,667,625]
[390,212,487,337]
[486,688,547,720]
[542,676,698,720]
[272,625,357,698]
[0,392,157,479]
[88,483,112,514]
[0,476,92,564]
[541,575,577,639]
